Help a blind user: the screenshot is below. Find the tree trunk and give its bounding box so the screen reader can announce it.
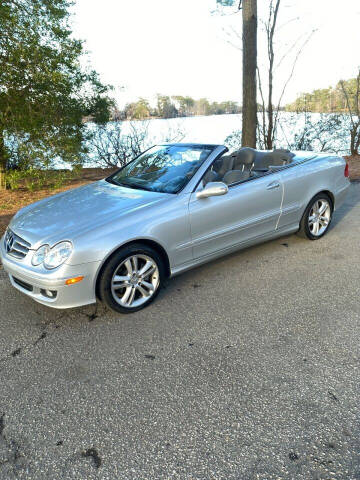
[266,82,274,150]
[350,127,360,156]
[350,130,355,156]
[265,0,280,150]
[242,0,257,148]
[0,131,7,190]
[355,134,360,156]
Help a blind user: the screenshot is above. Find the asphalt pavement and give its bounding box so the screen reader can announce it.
[0,183,359,479]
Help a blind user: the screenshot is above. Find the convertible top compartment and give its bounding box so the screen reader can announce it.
[205,147,314,186]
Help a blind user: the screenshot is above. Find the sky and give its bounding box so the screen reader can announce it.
[72,0,360,108]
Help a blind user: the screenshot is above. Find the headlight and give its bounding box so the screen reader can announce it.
[44,241,73,269]
[32,241,73,269]
[32,245,50,266]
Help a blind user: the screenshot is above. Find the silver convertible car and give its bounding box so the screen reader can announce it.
[0,143,350,313]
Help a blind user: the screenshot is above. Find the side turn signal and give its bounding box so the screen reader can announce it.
[65,276,84,286]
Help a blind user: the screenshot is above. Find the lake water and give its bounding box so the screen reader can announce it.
[138,113,244,145]
[119,112,350,147]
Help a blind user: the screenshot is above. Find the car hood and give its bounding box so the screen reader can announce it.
[10,180,171,246]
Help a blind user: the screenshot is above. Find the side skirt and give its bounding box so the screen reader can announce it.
[170,224,299,277]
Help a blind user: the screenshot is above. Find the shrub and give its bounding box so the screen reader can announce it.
[5,170,24,190]
[5,168,76,192]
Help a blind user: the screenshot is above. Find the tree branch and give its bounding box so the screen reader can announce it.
[272,30,316,142]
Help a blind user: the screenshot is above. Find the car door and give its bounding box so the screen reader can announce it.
[188,174,283,260]
[275,161,315,230]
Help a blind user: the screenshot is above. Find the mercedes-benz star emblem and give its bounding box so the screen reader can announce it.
[5,231,14,253]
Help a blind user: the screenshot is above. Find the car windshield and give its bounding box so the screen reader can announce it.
[107,145,213,194]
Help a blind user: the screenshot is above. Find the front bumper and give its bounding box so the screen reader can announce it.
[0,235,101,309]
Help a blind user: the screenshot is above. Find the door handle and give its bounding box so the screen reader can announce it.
[266,181,280,190]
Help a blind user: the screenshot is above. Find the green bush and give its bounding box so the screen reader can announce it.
[23,168,43,191]
[52,172,68,190]
[5,168,76,192]
[5,170,24,190]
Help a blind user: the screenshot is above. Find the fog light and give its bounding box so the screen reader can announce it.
[65,276,84,286]
[40,289,57,299]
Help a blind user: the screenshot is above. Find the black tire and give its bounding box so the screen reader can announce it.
[98,243,165,314]
[297,193,333,240]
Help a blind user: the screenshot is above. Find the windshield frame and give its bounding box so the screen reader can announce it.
[105,144,218,194]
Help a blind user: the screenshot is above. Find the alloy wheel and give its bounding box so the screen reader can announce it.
[308,199,331,237]
[110,254,160,308]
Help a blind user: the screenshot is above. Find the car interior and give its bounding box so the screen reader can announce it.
[202,147,296,187]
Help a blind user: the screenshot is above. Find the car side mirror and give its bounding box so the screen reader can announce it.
[196,181,228,199]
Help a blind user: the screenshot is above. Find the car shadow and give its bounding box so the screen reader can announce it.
[331,182,360,228]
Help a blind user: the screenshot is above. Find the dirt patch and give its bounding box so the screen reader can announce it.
[344,154,360,181]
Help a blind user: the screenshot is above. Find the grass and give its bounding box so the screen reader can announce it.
[0,157,359,238]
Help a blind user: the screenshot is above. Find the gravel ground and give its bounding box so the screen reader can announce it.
[0,184,359,479]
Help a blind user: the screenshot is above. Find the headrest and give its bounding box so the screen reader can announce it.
[230,147,256,168]
[254,149,295,169]
[267,149,295,165]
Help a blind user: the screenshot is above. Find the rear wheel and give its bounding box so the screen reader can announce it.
[98,244,165,313]
[298,193,333,240]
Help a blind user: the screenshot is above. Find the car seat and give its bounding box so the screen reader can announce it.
[212,155,234,181]
[222,169,250,185]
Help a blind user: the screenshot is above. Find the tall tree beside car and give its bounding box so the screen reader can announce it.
[217,0,258,148]
[241,0,257,148]
[0,0,113,189]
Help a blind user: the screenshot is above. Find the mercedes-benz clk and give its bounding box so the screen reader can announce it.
[0,143,350,313]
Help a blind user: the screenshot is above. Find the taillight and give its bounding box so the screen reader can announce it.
[344,163,349,177]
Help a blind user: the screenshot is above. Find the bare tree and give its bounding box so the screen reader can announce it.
[285,113,348,153]
[263,0,280,150]
[340,70,360,156]
[88,122,149,168]
[256,1,315,150]
[225,112,349,155]
[88,121,185,168]
[223,0,313,150]
[242,0,258,147]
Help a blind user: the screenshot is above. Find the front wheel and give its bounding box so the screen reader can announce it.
[297,193,333,240]
[98,244,165,314]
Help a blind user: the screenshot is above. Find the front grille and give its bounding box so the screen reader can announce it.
[4,228,31,259]
[13,276,33,292]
